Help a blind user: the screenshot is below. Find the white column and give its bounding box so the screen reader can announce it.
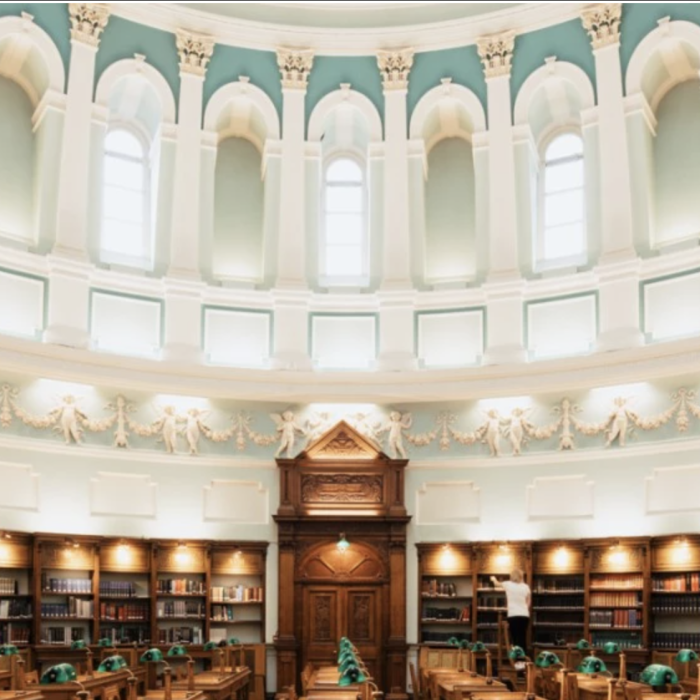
[162,278,205,364]
[276,49,313,289]
[476,33,526,365]
[582,3,635,261]
[168,30,214,279]
[477,32,520,279]
[43,257,92,348]
[271,290,312,370]
[581,4,644,351]
[378,49,413,289]
[53,3,109,257]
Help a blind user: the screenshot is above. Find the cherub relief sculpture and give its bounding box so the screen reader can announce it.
[271,410,307,458]
[51,395,86,445]
[481,409,502,457]
[185,408,210,456]
[153,405,182,454]
[378,411,412,459]
[605,397,629,447]
[505,407,532,456]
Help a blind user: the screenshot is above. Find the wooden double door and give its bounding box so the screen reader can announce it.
[302,584,383,687]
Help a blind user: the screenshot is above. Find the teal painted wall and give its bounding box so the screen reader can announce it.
[621,3,700,77]
[306,56,383,131]
[203,45,281,121]
[653,80,700,247]
[408,47,486,124]
[0,3,70,78]
[213,137,265,283]
[425,138,476,283]
[512,19,596,107]
[96,16,180,105]
[0,78,35,243]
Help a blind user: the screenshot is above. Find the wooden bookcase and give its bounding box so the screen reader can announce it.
[0,534,33,647]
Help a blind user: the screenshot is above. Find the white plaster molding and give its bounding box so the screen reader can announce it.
[580,3,621,50]
[514,59,595,126]
[176,28,214,76]
[202,480,269,523]
[623,92,657,137]
[95,55,177,124]
[276,47,313,89]
[0,14,65,94]
[69,3,110,47]
[31,89,66,133]
[645,465,700,514]
[476,31,515,79]
[526,474,594,520]
[416,481,480,524]
[204,78,280,139]
[377,48,414,91]
[90,471,157,518]
[0,462,39,511]
[109,3,588,56]
[307,86,382,142]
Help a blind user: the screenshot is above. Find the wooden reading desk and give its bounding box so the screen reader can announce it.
[37,668,146,700]
[171,667,250,700]
[304,665,361,700]
[0,691,43,700]
[437,675,507,700]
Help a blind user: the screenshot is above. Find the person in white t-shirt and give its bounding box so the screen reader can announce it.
[490,569,531,653]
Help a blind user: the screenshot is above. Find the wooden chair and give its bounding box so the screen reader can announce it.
[101,684,121,700]
[409,662,422,700]
[497,619,531,689]
[24,670,39,686]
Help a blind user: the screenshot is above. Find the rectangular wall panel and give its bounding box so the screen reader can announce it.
[203,480,269,523]
[527,294,596,359]
[311,315,376,369]
[417,309,484,367]
[643,272,700,341]
[90,472,157,518]
[526,475,594,520]
[90,290,161,358]
[203,308,271,368]
[0,270,44,339]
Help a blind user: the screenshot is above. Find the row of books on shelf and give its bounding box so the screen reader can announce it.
[0,601,31,618]
[589,609,641,628]
[652,632,700,648]
[590,632,643,649]
[41,599,94,618]
[0,578,20,595]
[533,613,583,625]
[100,627,150,645]
[157,627,203,644]
[651,595,700,613]
[156,601,204,618]
[156,580,205,595]
[421,580,461,598]
[42,626,85,644]
[590,592,640,607]
[0,624,30,644]
[42,577,92,594]
[478,596,504,609]
[99,581,141,597]
[422,607,471,622]
[590,575,644,589]
[532,597,584,609]
[533,578,583,593]
[652,574,700,592]
[100,602,149,621]
[211,586,263,602]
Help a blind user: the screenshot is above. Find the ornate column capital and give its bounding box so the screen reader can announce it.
[377,48,414,91]
[581,3,622,49]
[176,29,215,77]
[68,3,110,47]
[476,31,515,79]
[276,48,314,89]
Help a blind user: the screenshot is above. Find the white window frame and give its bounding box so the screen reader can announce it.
[319,151,370,288]
[100,122,153,271]
[535,128,587,273]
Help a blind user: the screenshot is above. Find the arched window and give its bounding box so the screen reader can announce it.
[101,128,151,265]
[321,157,368,286]
[539,132,585,267]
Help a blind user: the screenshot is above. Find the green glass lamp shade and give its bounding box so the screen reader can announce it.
[167,645,188,657]
[98,656,128,672]
[41,664,78,684]
[217,640,229,647]
[576,639,591,650]
[603,642,620,655]
[339,655,358,674]
[203,642,220,652]
[536,652,561,669]
[458,640,470,649]
[0,645,19,656]
[640,665,679,686]
[70,640,87,650]
[97,638,113,648]
[447,637,459,647]
[338,665,367,687]
[140,648,165,663]
[471,641,486,652]
[676,649,699,663]
[228,638,240,646]
[578,656,607,674]
[509,646,527,660]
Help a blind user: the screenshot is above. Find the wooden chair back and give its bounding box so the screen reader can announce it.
[24,670,39,686]
[102,684,121,700]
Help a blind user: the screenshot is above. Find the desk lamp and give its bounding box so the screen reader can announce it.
[535,652,561,668]
[40,664,78,684]
[97,655,128,672]
[640,664,679,689]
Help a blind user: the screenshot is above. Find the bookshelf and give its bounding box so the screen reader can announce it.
[650,535,700,651]
[416,544,472,646]
[35,538,98,646]
[154,543,208,645]
[532,542,585,647]
[0,534,33,646]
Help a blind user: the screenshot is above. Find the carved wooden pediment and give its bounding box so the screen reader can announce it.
[303,420,382,460]
[296,540,387,582]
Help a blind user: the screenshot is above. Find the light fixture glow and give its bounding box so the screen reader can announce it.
[337,533,350,554]
[554,546,569,568]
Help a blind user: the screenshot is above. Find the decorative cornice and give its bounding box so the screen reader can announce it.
[476,31,515,79]
[581,3,622,49]
[176,29,215,76]
[68,3,110,47]
[377,48,414,91]
[276,48,314,89]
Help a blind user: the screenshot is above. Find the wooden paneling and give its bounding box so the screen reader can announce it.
[0,539,31,568]
[211,549,264,575]
[99,542,150,573]
[40,542,95,570]
[651,536,700,572]
[533,543,584,574]
[475,543,529,575]
[588,544,645,573]
[418,544,471,576]
[156,545,207,573]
